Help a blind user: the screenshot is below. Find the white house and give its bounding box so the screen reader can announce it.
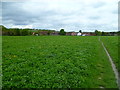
[82,34,86,36]
[77,32,82,36]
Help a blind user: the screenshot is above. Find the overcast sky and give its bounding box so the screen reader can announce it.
[1,0,119,32]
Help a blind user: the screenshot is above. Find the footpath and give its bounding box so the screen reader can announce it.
[99,37,120,89]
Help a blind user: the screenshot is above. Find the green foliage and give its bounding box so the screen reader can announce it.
[1,26,31,36]
[79,30,82,33]
[59,29,66,35]
[102,31,106,36]
[95,30,102,36]
[2,36,117,88]
[1,25,56,36]
[0,25,7,30]
[47,30,51,35]
[20,29,29,36]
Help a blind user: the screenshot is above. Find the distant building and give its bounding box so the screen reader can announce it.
[82,34,86,36]
[36,34,39,36]
[50,31,59,35]
[109,32,118,36]
[71,32,77,36]
[90,32,96,36]
[77,32,82,36]
[66,32,78,36]
[39,31,49,35]
[82,32,90,36]
[32,32,39,36]
[66,32,72,36]
[82,32,96,36]
[32,32,35,35]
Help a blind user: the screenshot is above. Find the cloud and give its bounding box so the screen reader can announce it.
[92,2,106,8]
[1,0,119,32]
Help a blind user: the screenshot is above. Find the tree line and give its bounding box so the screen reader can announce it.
[1,25,119,36]
[1,25,55,36]
[95,30,119,36]
[1,25,32,36]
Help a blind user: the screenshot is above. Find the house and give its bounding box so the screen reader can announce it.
[81,32,96,36]
[50,31,59,35]
[71,32,77,36]
[32,32,35,35]
[32,31,49,36]
[89,32,96,36]
[109,32,118,36]
[32,32,39,36]
[82,32,90,36]
[39,31,49,35]
[66,32,78,36]
[66,32,72,36]
[77,32,82,36]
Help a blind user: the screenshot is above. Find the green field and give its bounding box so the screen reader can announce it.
[2,36,118,88]
[0,36,2,88]
[101,36,119,72]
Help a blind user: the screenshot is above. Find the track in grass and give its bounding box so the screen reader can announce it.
[2,36,118,88]
[101,36,119,72]
[99,36,120,89]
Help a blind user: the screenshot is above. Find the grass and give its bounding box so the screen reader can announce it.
[0,36,2,88]
[101,36,119,72]
[2,36,118,88]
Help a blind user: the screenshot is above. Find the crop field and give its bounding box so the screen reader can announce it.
[101,36,119,72]
[2,36,118,88]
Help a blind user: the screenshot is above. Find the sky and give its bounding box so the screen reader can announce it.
[1,0,119,32]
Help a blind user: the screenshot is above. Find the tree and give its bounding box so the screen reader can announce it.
[79,30,82,33]
[15,29,21,36]
[102,31,105,36]
[95,30,102,36]
[1,25,7,35]
[20,29,29,36]
[95,30,98,35]
[12,28,20,36]
[59,29,66,35]
[47,30,51,35]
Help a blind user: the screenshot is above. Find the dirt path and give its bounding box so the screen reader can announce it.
[99,37,120,89]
